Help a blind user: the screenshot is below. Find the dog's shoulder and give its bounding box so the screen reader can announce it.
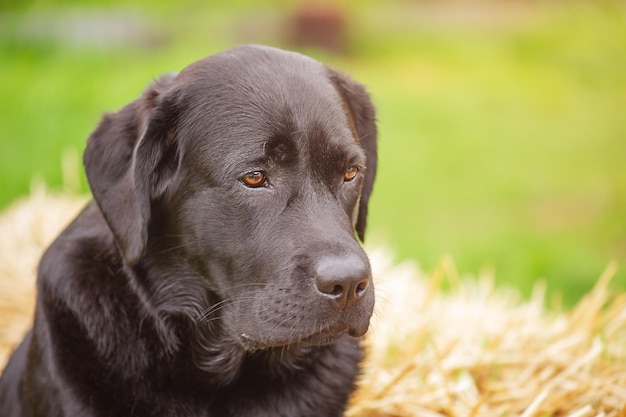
[36,201,130,322]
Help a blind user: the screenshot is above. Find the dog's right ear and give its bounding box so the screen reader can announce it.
[327,69,378,243]
[84,74,180,267]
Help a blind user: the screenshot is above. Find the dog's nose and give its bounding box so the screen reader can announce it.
[314,255,370,309]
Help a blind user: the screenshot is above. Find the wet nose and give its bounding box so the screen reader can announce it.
[314,255,370,309]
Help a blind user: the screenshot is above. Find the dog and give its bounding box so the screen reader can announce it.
[0,45,377,417]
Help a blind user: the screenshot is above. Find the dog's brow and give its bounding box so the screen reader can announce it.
[263,132,299,166]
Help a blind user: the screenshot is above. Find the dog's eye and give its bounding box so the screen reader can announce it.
[242,171,267,188]
[344,166,359,182]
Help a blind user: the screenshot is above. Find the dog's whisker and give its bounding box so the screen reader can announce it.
[358,131,375,142]
[197,297,257,321]
[195,291,279,322]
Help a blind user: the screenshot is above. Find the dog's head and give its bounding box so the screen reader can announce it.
[84,45,377,379]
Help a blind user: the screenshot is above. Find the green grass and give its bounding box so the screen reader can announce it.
[358,3,626,303]
[1,1,624,305]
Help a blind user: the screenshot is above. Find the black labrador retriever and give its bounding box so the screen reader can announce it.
[0,45,377,417]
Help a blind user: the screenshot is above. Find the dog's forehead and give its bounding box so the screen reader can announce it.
[178,45,349,130]
[176,46,359,171]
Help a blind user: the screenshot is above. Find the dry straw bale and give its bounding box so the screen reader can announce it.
[350,252,626,417]
[1,191,625,416]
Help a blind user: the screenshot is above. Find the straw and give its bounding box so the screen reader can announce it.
[349,249,625,416]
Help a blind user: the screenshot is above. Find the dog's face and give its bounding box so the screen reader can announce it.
[84,45,377,374]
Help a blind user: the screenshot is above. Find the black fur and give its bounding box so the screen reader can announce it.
[0,45,378,417]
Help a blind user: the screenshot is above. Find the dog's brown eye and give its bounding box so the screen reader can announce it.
[242,171,267,188]
[344,166,359,182]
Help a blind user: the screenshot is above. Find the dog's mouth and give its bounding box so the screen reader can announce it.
[239,325,365,352]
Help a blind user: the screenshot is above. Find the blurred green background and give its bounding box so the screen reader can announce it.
[1,0,625,305]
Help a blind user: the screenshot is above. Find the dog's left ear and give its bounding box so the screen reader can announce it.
[328,69,378,242]
[84,74,181,266]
